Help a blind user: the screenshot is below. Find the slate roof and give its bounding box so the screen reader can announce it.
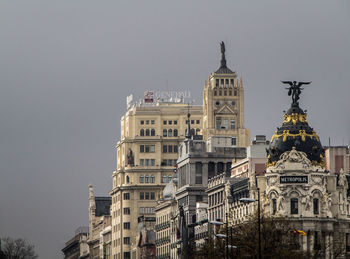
[95,197,111,216]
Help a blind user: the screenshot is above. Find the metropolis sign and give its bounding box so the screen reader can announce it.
[280,176,308,184]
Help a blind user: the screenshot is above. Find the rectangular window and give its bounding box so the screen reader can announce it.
[162,175,167,183]
[124,237,130,244]
[314,231,320,250]
[195,162,203,184]
[145,159,150,166]
[151,159,155,166]
[140,175,144,183]
[151,192,155,200]
[313,198,319,214]
[123,193,130,200]
[124,252,131,259]
[145,192,149,200]
[161,159,167,166]
[346,233,350,252]
[163,120,167,125]
[230,79,234,85]
[140,192,144,200]
[145,120,149,125]
[225,79,229,84]
[223,119,228,129]
[216,79,219,86]
[142,145,155,153]
[124,208,130,215]
[163,145,167,153]
[174,145,178,153]
[221,79,224,85]
[169,120,172,125]
[216,118,221,130]
[168,145,173,153]
[151,120,155,124]
[174,120,177,125]
[167,160,173,166]
[230,119,235,129]
[196,120,200,124]
[140,120,144,125]
[191,120,194,124]
[140,159,144,166]
[124,222,130,230]
[231,137,237,146]
[291,198,298,214]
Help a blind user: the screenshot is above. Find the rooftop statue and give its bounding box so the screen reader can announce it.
[281,81,311,104]
[220,41,225,56]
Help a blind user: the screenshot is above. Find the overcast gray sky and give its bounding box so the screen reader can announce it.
[0,1,349,258]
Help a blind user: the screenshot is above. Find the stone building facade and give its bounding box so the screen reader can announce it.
[229,84,350,258]
[88,185,112,259]
[155,180,179,259]
[202,42,250,146]
[62,227,89,259]
[111,42,250,259]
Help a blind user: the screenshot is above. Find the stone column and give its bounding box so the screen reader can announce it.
[310,231,315,254]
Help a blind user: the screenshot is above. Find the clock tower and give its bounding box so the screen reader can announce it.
[203,42,250,147]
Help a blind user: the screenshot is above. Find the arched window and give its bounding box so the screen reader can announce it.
[145,175,149,183]
[174,129,178,137]
[140,129,144,136]
[163,129,167,137]
[140,175,144,183]
[196,128,200,135]
[126,175,130,183]
[313,198,319,214]
[150,175,155,183]
[272,199,277,215]
[145,129,150,136]
[168,129,173,137]
[151,129,155,136]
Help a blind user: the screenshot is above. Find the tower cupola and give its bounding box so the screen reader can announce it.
[266,81,325,167]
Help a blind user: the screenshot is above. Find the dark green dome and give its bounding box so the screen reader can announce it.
[266,84,325,168]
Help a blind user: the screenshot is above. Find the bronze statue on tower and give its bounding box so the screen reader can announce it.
[281,81,311,104]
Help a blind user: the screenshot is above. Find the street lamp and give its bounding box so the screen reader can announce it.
[239,187,262,259]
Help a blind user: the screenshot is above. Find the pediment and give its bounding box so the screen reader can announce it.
[216,105,235,115]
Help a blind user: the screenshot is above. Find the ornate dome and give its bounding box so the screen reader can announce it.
[266,82,325,168]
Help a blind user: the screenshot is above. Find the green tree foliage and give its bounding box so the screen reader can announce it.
[196,213,309,259]
[231,213,308,259]
[1,237,38,259]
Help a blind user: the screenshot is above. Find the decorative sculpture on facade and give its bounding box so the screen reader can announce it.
[127,148,134,166]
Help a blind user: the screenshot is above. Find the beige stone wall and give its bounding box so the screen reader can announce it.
[110,102,202,259]
[203,72,250,147]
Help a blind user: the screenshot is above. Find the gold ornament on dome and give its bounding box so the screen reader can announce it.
[283,113,308,125]
[270,130,320,143]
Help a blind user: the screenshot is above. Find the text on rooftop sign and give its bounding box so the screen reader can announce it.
[144,91,191,103]
[280,176,308,184]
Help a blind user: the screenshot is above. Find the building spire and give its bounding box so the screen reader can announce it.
[220,41,227,69]
[186,104,191,139]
